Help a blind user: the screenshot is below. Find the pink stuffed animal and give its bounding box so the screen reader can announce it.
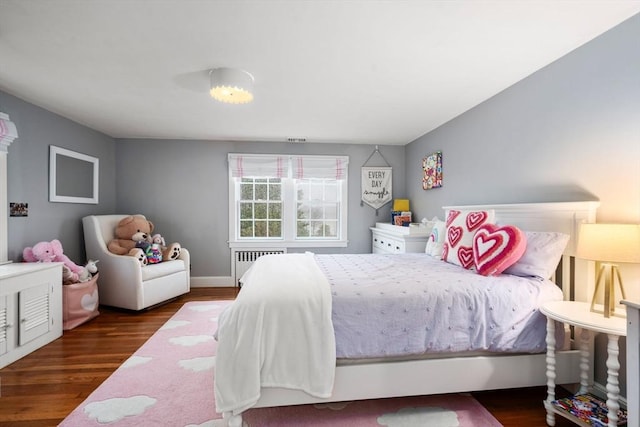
[23,239,83,274]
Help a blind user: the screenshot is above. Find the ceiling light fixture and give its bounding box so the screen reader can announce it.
[209,68,254,104]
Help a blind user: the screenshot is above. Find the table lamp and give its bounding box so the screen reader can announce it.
[576,223,640,317]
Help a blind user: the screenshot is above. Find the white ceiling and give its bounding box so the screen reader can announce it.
[1,1,639,145]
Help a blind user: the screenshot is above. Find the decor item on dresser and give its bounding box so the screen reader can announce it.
[214,201,599,427]
[82,215,190,311]
[360,145,392,214]
[422,150,442,190]
[390,198,412,226]
[576,223,640,317]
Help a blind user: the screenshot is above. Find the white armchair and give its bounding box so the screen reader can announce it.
[82,214,190,310]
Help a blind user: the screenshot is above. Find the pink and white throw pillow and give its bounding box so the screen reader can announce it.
[473,224,527,276]
[442,209,495,269]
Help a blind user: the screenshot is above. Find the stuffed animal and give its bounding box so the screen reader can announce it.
[62,265,79,285]
[107,215,181,265]
[78,259,99,282]
[23,239,84,274]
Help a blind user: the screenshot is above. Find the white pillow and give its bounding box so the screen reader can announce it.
[503,231,570,279]
[442,209,495,269]
[425,220,446,257]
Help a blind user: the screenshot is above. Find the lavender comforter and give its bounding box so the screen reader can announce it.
[315,253,563,359]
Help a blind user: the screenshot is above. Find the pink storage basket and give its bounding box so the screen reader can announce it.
[63,273,100,330]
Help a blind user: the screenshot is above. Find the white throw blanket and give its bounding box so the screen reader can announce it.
[214,253,336,415]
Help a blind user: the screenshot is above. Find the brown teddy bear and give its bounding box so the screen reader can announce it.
[107,215,181,265]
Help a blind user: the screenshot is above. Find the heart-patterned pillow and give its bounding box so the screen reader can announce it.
[473,223,527,276]
[442,209,495,269]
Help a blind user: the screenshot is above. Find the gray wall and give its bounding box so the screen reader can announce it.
[406,13,640,224]
[115,139,406,278]
[1,91,117,264]
[405,13,640,397]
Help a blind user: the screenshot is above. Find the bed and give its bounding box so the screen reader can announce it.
[214,201,599,426]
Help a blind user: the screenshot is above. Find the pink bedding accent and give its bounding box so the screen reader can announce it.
[473,224,527,276]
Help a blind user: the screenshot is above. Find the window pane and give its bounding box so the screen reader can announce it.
[310,221,324,237]
[255,203,267,219]
[240,221,253,237]
[324,204,338,219]
[310,204,323,220]
[297,220,310,237]
[324,182,338,201]
[254,220,267,237]
[268,221,281,237]
[296,182,309,201]
[297,203,309,219]
[255,184,267,200]
[309,183,323,200]
[324,221,338,237]
[240,202,253,219]
[269,183,281,200]
[240,183,253,200]
[269,203,282,218]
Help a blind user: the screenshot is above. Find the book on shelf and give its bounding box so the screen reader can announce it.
[551,393,627,426]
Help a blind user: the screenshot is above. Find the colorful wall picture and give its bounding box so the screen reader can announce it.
[422,151,443,190]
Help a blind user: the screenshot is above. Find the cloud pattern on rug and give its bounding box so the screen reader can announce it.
[121,355,152,368]
[169,334,214,346]
[61,301,501,427]
[84,396,157,423]
[377,406,459,426]
[179,356,216,372]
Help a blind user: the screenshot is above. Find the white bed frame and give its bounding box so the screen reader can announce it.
[222,201,600,426]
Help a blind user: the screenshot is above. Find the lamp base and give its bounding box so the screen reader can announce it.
[590,263,626,318]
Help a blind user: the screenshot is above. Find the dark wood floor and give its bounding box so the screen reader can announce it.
[0,287,574,426]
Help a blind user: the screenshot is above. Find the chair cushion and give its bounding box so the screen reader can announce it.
[141,259,186,281]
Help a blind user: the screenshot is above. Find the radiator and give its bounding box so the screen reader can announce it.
[233,249,286,286]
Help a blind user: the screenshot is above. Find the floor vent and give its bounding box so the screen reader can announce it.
[233,249,286,286]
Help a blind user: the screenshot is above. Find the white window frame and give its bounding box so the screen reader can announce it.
[228,154,348,249]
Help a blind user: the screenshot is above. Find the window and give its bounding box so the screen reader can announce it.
[229,154,348,248]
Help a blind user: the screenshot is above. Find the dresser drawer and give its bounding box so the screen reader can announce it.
[371,224,429,254]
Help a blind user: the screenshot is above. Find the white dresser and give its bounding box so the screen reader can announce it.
[370,222,430,254]
[0,262,63,368]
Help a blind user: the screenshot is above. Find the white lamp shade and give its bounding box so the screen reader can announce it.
[576,223,640,263]
[209,68,254,104]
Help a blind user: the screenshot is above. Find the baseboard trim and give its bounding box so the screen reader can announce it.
[190,276,235,287]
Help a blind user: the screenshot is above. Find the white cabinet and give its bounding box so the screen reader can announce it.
[0,262,63,368]
[370,222,430,254]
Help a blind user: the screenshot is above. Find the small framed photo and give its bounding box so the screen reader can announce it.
[422,151,442,190]
[10,202,28,217]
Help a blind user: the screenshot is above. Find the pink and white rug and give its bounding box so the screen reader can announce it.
[61,301,502,427]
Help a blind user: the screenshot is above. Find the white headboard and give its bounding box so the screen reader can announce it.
[442,201,600,301]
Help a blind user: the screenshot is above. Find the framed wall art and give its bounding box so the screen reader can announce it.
[422,151,442,190]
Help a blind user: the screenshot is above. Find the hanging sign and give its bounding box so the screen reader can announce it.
[361,166,392,210]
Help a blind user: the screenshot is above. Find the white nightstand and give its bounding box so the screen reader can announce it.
[541,300,627,427]
[622,300,639,427]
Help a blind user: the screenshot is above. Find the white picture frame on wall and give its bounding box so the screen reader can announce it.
[49,145,99,204]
